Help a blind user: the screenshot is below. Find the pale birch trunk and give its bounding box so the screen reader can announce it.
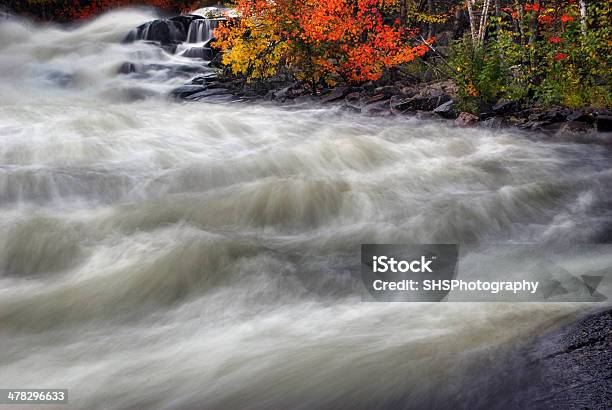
[466,0,492,47]
[579,0,588,37]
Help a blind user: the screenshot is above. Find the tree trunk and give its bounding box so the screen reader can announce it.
[579,0,588,36]
[428,0,435,38]
[466,0,478,45]
[453,6,462,37]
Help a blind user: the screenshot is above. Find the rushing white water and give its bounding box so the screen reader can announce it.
[186,19,218,44]
[0,10,611,409]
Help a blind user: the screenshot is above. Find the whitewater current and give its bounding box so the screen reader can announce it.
[0,9,611,410]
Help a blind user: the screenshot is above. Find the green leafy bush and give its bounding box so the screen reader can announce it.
[447,1,611,113]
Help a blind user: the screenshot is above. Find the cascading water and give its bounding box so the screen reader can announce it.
[0,9,610,409]
[186,19,218,44]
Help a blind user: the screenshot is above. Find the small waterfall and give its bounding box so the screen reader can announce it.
[186,19,219,44]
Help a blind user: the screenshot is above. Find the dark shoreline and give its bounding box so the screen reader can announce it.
[170,74,612,146]
[518,307,612,409]
[451,307,612,410]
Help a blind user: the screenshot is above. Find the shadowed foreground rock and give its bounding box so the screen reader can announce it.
[523,308,612,409]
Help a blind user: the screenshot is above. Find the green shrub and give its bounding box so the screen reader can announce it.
[447,2,611,113]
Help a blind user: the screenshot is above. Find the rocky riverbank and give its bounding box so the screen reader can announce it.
[113,9,612,141]
[521,307,612,409]
[169,72,612,142]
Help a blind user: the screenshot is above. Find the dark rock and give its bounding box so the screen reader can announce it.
[274,86,292,100]
[506,116,527,126]
[399,85,419,97]
[542,122,566,133]
[123,19,185,45]
[180,47,215,60]
[415,111,438,121]
[594,109,612,117]
[340,104,361,114]
[558,121,589,134]
[362,99,391,116]
[433,100,458,119]
[527,108,568,124]
[321,86,349,103]
[492,99,520,115]
[543,108,570,123]
[187,72,218,85]
[169,85,208,99]
[170,14,203,34]
[595,115,612,132]
[392,92,451,113]
[185,88,233,101]
[527,113,540,122]
[362,81,376,92]
[428,89,446,98]
[143,63,206,76]
[455,112,479,126]
[482,116,505,128]
[117,62,138,75]
[522,309,612,409]
[566,110,593,123]
[478,111,495,120]
[366,94,387,104]
[389,98,412,112]
[263,90,276,101]
[345,92,361,103]
[373,85,397,96]
[519,120,547,130]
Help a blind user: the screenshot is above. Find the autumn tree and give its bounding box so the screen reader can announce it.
[2,0,201,21]
[215,0,433,89]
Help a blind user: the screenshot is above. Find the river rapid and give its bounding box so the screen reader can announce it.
[0,9,611,409]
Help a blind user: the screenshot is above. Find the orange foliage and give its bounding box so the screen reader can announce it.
[66,1,183,20]
[16,1,199,22]
[215,0,432,84]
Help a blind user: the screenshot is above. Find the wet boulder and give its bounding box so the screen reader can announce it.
[492,99,520,115]
[180,47,215,60]
[123,19,186,45]
[566,110,594,123]
[184,88,234,103]
[528,108,569,124]
[455,112,479,126]
[170,14,204,34]
[362,99,391,116]
[482,116,506,128]
[274,86,293,101]
[558,121,589,135]
[595,115,612,133]
[390,89,451,113]
[433,100,458,119]
[169,85,208,99]
[187,72,219,85]
[117,62,138,75]
[321,86,349,103]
